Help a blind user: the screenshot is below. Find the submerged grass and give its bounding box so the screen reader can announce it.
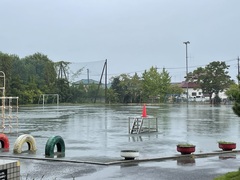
[177,143,195,147]
[214,169,240,180]
[218,141,236,144]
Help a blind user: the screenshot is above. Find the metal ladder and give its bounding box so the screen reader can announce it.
[0,71,19,133]
[130,117,143,134]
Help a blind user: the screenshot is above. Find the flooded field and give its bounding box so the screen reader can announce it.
[2,103,240,160]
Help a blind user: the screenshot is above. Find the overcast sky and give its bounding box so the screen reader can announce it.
[0,0,240,82]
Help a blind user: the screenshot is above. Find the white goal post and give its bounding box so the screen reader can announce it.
[39,94,59,106]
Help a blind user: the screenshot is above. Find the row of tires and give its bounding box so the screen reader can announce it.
[0,133,65,157]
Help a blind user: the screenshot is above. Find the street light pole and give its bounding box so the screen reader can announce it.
[183,41,190,104]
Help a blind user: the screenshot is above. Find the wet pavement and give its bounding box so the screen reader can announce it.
[2,152,240,179]
[1,104,240,179]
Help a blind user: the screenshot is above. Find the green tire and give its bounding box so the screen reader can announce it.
[45,135,65,157]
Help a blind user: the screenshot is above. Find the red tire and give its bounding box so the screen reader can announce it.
[0,133,9,149]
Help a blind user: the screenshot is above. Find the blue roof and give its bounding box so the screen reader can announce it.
[74,79,99,85]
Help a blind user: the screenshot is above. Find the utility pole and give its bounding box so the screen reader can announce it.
[94,59,107,103]
[87,69,90,85]
[183,41,190,104]
[238,56,239,85]
[105,59,107,103]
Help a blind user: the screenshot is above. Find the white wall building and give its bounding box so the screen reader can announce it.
[179,81,228,102]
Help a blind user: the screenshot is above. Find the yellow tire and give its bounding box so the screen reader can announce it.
[13,134,37,154]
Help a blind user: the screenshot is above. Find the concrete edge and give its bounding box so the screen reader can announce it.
[0,150,239,166]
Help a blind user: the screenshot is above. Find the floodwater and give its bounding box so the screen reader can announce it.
[2,103,240,179]
[3,103,240,160]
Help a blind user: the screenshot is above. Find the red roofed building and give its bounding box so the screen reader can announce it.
[179,81,206,101]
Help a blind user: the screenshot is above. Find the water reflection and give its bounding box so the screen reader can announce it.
[45,152,65,158]
[128,134,159,142]
[177,156,196,166]
[219,154,236,160]
[120,162,139,168]
[129,136,143,142]
[0,148,9,153]
[4,104,239,159]
[186,105,233,134]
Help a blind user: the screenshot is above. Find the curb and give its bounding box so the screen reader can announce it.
[0,150,239,166]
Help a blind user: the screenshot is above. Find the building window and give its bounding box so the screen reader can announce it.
[198,92,202,95]
[192,92,197,96]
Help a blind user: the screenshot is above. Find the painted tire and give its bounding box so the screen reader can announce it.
[45,136,65,157]
[13,134,37,154]
[0,133,9,149]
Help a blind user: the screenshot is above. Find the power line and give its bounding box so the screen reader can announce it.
[108,57,239,78]
[163,58,237,70]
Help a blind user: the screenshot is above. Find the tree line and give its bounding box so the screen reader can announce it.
[0,51,237,105]
[108,67,183,103]
[0,52,105,104]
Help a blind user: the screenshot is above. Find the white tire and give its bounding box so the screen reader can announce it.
[13,134,37,154]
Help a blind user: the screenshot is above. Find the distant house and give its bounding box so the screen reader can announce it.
[73,79,99,85]
[71,79,99,92]
[179,81,205,101]
[177,81,228,101]
[72,79,111,88]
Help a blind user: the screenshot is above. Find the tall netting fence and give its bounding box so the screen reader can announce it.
[54,59,108,103]
[68,60,107,83]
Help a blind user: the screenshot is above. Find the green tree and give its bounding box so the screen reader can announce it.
[129,73,142,103]
[56,79,70,102]
[0,52,20,96]
[119,74,133,103]
[22,53,57,92]
[12,53,58,104]
[106,88,119,103]
[142,67,160,102]
[67,83,87,103]
[225,79,240,116]
[109,76,121,103]
[9,75,23,95]
[142,67,171,102]
[232,96,240,117]
[159,68,171,101]
[225,83,239,101]
[110,74,131,103]
[168,84,184,95]
[109,73,142,103]
[88,84,101,102]
[190,61,234,104]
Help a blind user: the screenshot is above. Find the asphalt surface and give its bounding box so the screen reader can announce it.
[1,104,240,179]
[1,151,240,180]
